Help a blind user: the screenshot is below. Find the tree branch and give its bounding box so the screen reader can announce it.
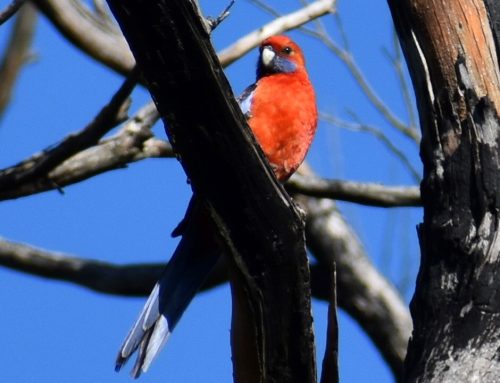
[33,0,135,75]
[218,0,336,66]
[0,208,409,383]
[287,173,421,207]
[0,68,138,192]
[0,237,228,296]
[0,101,166,201]
[0,0,26,26]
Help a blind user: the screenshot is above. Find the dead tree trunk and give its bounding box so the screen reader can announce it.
[388,0,500,381]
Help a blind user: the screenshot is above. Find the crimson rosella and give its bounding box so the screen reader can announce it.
[115,35,317,377]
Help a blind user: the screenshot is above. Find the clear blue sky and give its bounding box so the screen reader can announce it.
[0,1,421,382]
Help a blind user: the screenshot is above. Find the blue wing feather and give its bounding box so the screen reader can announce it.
[237,83,256,119]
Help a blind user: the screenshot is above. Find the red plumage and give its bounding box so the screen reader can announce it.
[249,35,317,181]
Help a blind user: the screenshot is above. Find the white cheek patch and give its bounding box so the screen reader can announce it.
[261,47,275,67]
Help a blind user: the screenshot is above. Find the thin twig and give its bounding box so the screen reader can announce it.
[0,0,26,26]
[333,10,349,53]
[206,0,236,31]
[301,19,420,143]
[321,112,421,182]
[384,28,419,134]
[246,0,280,17]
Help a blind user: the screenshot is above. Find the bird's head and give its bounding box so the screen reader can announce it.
[256,35,306,78]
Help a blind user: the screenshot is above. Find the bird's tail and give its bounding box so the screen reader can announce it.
[115,199,221,378]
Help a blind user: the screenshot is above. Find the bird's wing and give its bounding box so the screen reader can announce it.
[237,83,257,119]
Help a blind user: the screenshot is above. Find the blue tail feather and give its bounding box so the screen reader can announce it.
[116,199,220,377]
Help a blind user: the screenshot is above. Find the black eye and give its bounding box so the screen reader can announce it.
[282,46,292,55]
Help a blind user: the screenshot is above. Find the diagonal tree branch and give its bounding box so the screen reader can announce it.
[0,0,26,26]
[0,101,166,201]
[0,68,138,192]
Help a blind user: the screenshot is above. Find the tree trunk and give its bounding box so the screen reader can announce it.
[388,0,500,381]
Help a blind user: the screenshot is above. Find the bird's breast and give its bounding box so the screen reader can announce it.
[248,73,317,181]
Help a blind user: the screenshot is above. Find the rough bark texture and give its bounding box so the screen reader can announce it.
[106,1,316,382]
[388,0,500,381]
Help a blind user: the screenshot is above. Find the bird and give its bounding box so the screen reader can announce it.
[115,35,317,378]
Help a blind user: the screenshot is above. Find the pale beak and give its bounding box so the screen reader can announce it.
[261,46,275,67]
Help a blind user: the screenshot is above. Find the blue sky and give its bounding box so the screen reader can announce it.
[0,1,421,382]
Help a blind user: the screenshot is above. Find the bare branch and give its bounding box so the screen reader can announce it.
[0,237,225,296]
[0,0,26,26]
[0,3,36,118]
[0,101,167,201]
[287,172,421,207]
[0,68,138,192]
[218,0,336,66]
[246,0,280,17]
[0,237,161,295]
